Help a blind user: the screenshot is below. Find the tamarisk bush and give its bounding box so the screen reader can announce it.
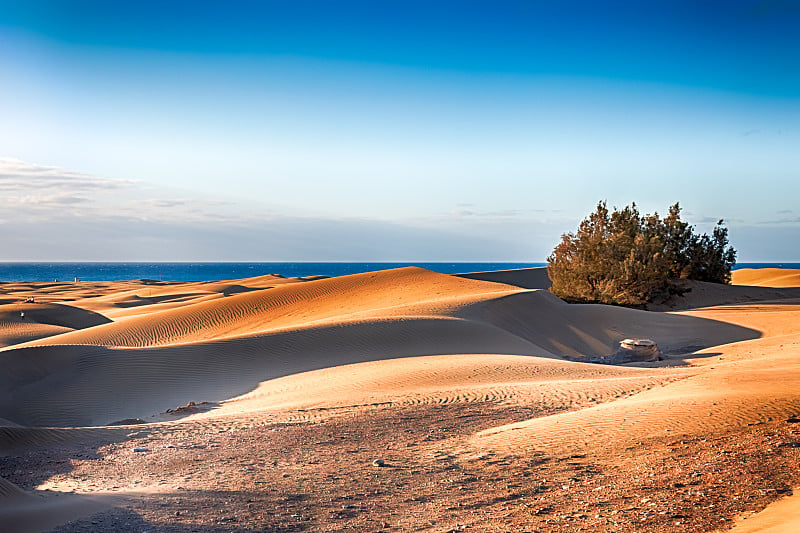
[547,202,736,306]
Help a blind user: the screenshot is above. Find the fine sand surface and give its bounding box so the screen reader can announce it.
[732,268,800,288]
[2,267,800,531]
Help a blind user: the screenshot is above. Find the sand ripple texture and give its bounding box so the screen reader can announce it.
[0,267,760,428]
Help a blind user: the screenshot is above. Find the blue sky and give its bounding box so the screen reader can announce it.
[0,0,798,261]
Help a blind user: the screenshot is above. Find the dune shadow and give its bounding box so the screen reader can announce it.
[655,352,726,367]
[455,267,552,290]
[596,352,726,368]
[112,293,205,308]
[0,425,142,491]
[460,290,761,360]
[52,492,298,532]
[649,282,800,311]
[0,316,549,427]
[0,303,111,330]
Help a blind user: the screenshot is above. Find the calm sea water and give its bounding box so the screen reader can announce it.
[0,262,796,283]
[0,262,546,282]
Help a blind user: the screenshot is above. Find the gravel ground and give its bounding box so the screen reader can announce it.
[3,401,800,532]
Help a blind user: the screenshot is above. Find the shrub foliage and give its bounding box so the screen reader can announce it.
[547,202,736,306]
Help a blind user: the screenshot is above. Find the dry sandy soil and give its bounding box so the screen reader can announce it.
[3,267,800,532]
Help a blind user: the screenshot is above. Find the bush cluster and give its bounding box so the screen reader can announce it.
[547,202,736,306]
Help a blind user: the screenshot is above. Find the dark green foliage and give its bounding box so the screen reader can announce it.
[684,222,737,284]
[547,202,736,306]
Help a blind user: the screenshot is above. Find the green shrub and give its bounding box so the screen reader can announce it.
[547,202,736,306]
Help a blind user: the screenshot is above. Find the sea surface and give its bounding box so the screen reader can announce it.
[0,262,796,283]
[0,262,545,282]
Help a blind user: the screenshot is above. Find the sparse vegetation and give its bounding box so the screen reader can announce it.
[547,201,736,306]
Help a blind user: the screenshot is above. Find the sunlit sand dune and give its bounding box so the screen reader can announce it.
[733,267,800,288]
[2,267,800,532]
[474,343,800,454]
[13,268,521,348]
[0,268,759,428]
[209,352,689,420]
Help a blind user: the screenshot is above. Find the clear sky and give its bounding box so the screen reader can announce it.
[1,0,798,261]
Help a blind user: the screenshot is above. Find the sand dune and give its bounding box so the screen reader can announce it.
[0,303,110,330]
[0,268,759,427]
[0,274,317,321]
[0,303,111,348]
[472,286,800,455]
[3,266,800,531]
[474,345,800,454]
[733,267,800,288]
[212,352,689,421]
[11,268,521,348]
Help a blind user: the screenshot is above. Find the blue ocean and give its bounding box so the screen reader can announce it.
[0,262,547,282]
[0,262,797,283]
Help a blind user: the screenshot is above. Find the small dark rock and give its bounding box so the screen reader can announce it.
[108,418,147,426]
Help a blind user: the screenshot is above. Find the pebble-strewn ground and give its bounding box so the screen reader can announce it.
[3,402,799,532]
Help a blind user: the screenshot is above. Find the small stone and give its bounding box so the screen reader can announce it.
[108,418,147,426]
[372,459,385,467]
[607,338,661,364]
[132,447,149,453]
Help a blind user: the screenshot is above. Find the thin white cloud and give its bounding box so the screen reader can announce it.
[0,158,248,224]
[756,216,800,225]
[10,194,91,206]
[0,158,136,191]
